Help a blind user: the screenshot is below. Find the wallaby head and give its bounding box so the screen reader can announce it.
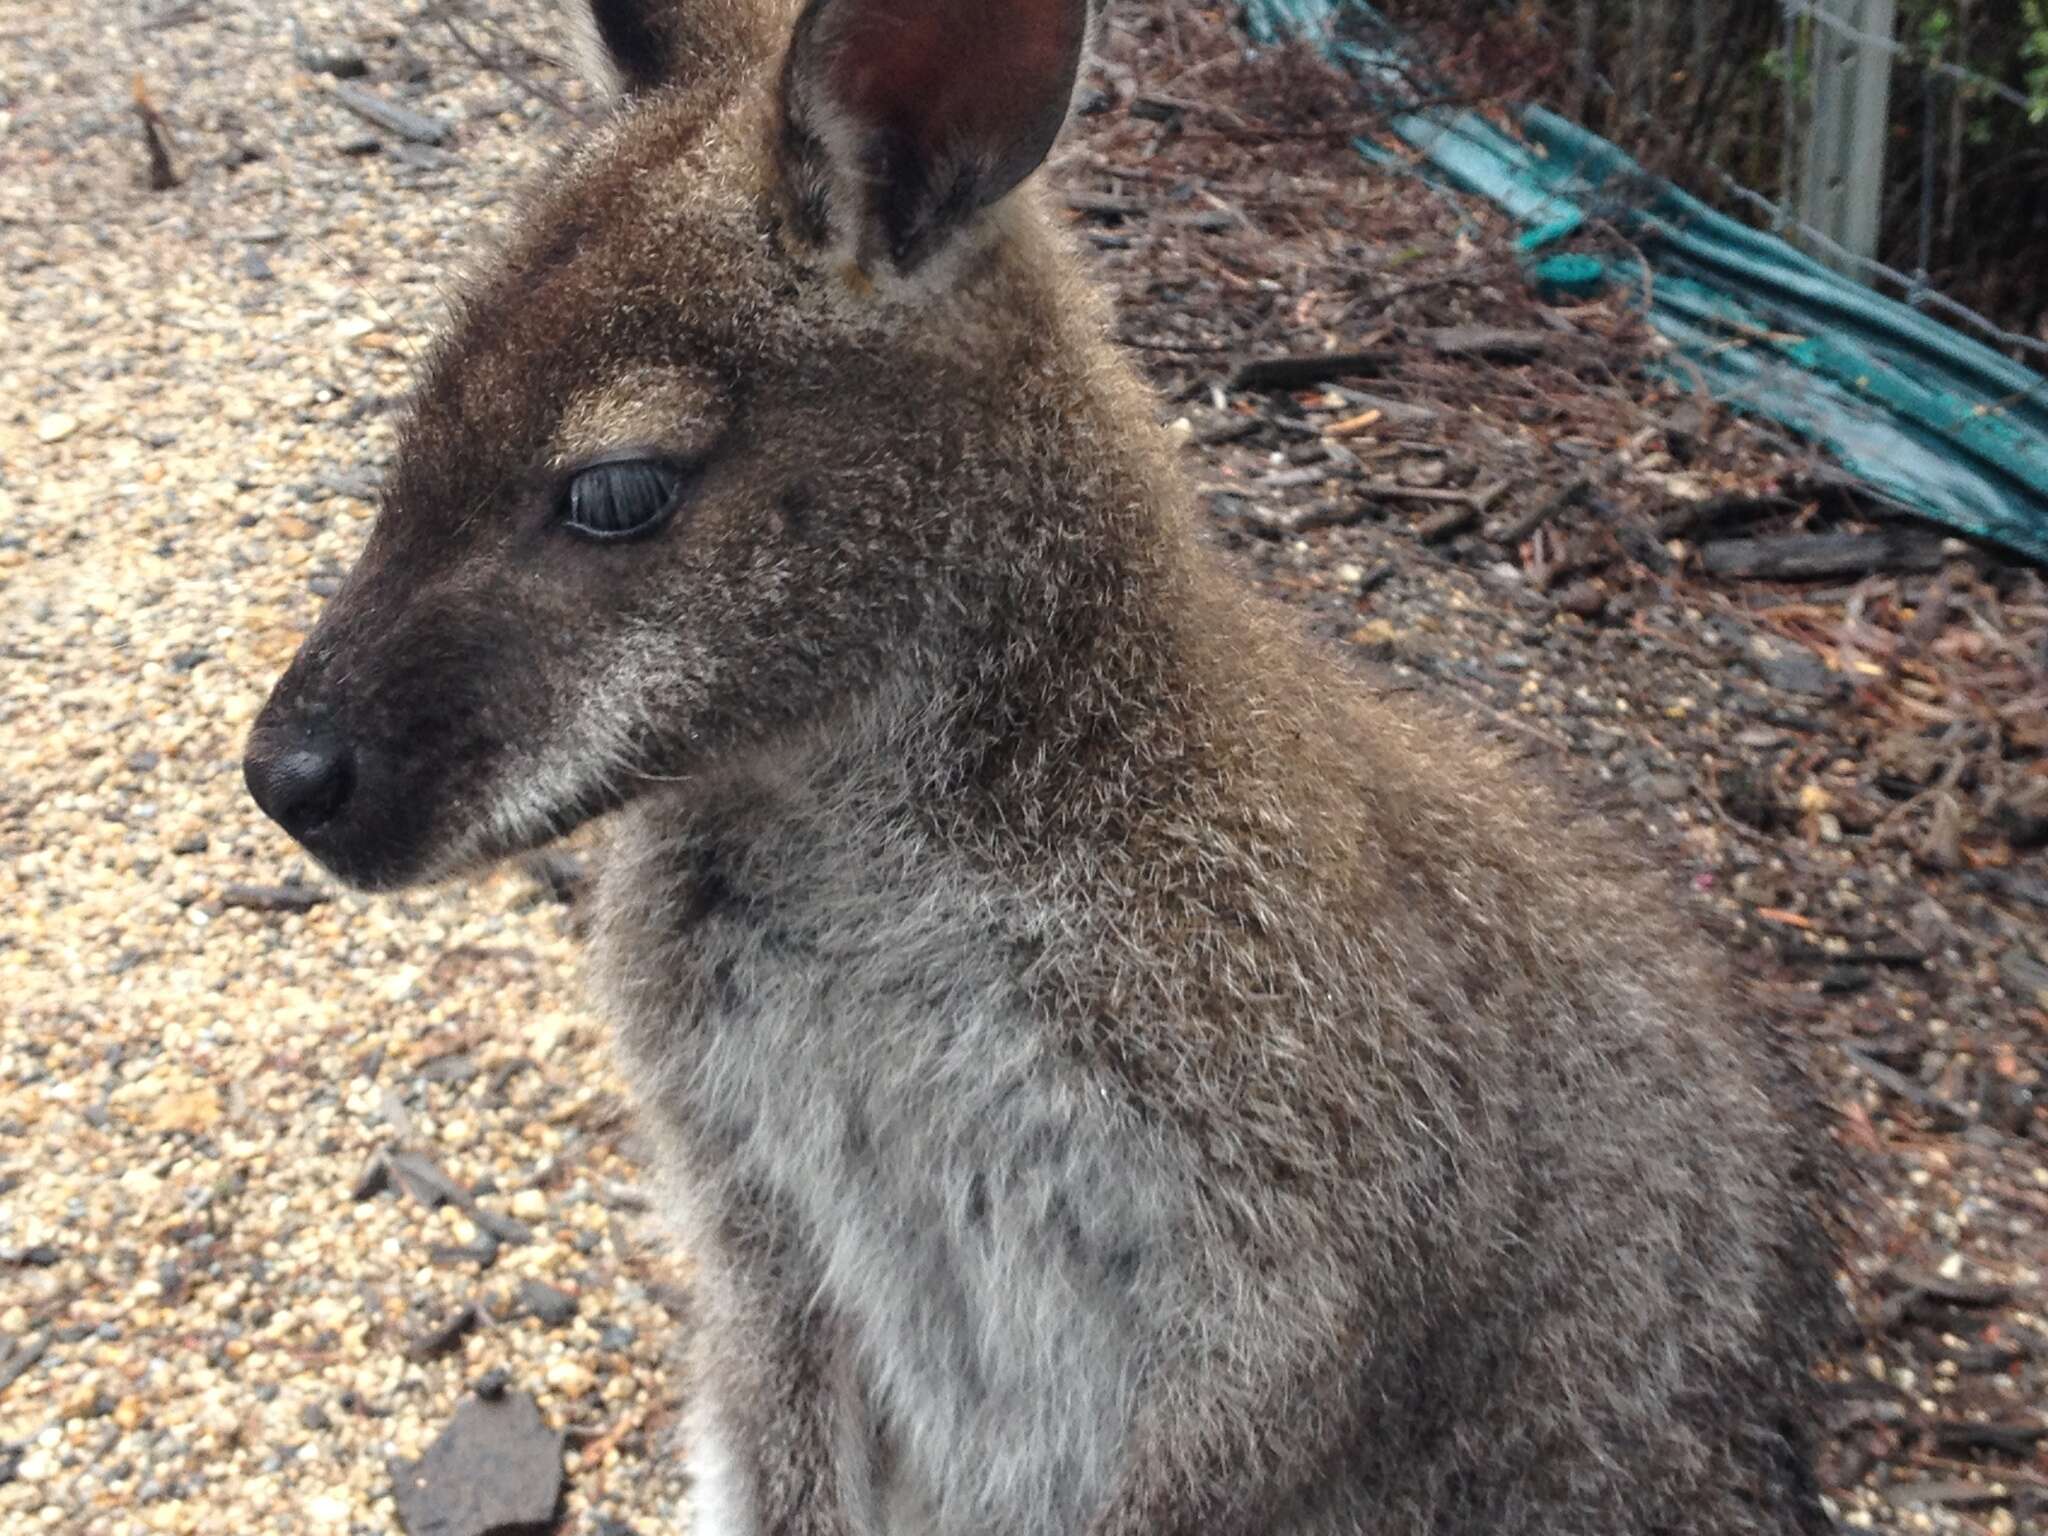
[244,0,1119,887]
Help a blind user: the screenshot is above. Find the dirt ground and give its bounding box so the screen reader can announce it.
[2,4,2043,1534]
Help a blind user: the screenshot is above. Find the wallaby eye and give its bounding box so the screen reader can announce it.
[561,458,688,541]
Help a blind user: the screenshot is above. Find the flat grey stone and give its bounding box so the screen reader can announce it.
[391,1390,564,1536]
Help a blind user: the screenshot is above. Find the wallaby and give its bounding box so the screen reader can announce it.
[243,0,1840,1531]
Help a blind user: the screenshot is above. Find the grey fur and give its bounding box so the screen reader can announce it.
[244,1,1840,1532]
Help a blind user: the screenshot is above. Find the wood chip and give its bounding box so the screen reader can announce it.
[1323,407,1383,436]
[325,81,453,146]
[1229,349,1396,391]
[1417,504,1478,544]
[1699,530,1949,580]
[220,882,330,913]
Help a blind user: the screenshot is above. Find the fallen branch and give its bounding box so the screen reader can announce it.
[1195,416,1262,447]
[1972,870,2048,911]
[220,882,330,914]
[1489,475,1591,546]
[1235,479,1504,541]
[1358,479,1503,509]
[1774,939,1930,969]
[1417,503,1478,544]
[1929,1419,2048,1457]
[1699,530,1948,581]
[1840,1044,1971,1127]
[1884,1479,2011,1510]
[1882,1266,2012,1308]
[131,74,179,191]
[1320,390,1440,429]
[1229,349,1397,391]
[1653,491,1790,542]
[325,81,452,146]
[1066,191,1145,218]
[1425,325,1557,363]
[1229,326,1566,393]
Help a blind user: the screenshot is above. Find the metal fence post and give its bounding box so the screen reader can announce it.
[1795,0,1898,275]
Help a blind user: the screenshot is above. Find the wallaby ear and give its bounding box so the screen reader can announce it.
[778,0,1091,280]
[570,0,771,98]
[569,0,682,96]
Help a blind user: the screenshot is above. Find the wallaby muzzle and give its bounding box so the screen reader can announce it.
[241,691,434,891]
[242,589,521,890]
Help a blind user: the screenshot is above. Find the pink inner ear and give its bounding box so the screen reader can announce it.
[826,0,1084,165]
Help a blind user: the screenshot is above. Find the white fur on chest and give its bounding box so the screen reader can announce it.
[600,789,1181,1536]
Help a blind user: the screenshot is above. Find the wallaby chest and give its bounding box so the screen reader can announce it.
[601,789,1180,1531]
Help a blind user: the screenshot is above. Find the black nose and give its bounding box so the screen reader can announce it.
[244,728,356,840]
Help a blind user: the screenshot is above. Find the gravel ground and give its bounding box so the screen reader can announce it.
[3,4,2043,1535]
[4,6,693,1533]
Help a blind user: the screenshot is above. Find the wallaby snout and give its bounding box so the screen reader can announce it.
[241,662,462,893]
[242,542,579,890]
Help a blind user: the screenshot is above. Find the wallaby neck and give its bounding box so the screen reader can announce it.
[916,388,1234,861]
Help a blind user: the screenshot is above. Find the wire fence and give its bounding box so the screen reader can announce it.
[1394,0,2048,368]
[441,1,2046,370]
